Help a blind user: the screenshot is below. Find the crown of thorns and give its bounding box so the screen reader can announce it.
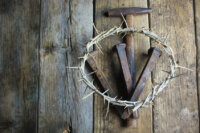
[69,21,190,114]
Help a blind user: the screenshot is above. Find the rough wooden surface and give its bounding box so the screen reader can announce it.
[39,0,93,133]
[150,0,199,132]
[65,0,93,132]
[1,0,200,132]
[0,0,40,132]
[39,0,68,132]
[195,0,200,123]
[94,0,152,132]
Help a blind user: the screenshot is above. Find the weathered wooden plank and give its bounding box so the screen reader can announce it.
[66,0,93,132]
[39,0,70,132]
[0,0,40,133]
[150,0,199,132]
[94,0,152,132]
[195,0,200,128]
[39,0,93,133]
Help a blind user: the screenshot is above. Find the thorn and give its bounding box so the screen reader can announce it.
[119,22,123,28]
[95,44,103,54]
[93,23,99,34]
[102,89,109,94]
[66,66,80,69]
[122,33,127,39]
[105,102,110,118]
[121,13,128,28]
[82,91,94,100]
[78,78,84,82]
[84,86,89,94]
[78,56,85,59]
[176,65,193,71]
[86,71,96,76]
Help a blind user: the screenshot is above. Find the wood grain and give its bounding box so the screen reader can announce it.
[0,1,199,132]
[65,0,93,132]
[39,0,93,133]
[195,0,200,126]
[150,0,199,132]
[39,0,68,132]
[0,0,40,132]
[94,0,152,132]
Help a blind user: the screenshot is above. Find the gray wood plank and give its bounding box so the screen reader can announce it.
[66,0,93,132]
[39,0,70,132]
[150,0,199,132]
[194,1,200,130]
[39,0,93,132]
[0,0,40,132]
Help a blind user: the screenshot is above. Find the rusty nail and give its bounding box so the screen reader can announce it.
[87,51,125,115]
[121,47,162,119]
[87,51,116,97]
[116,43,133,95]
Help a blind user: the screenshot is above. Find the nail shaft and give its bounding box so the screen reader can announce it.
[116,43,133,94]
[121,48,162,119]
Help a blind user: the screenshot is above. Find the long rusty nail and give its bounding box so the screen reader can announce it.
[87,51,115,97]
[86,51,124,115]
[115,44,139,128]
[116,43,133,95]
[121,47,162,119]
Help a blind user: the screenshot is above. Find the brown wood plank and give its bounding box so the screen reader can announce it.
[94,0,152,132]
[38,0,93,132]
[0,0,40,132]
[150,0,199,132]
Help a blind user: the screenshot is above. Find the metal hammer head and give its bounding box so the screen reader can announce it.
[108,7,152,17]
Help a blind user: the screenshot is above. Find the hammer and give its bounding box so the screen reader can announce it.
[108,7,152,92]
[108,7,152,91]
[109,7,152,127]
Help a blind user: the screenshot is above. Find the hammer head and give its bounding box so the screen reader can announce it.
[108,7,152,17]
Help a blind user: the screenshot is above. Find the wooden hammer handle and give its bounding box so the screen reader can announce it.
[126,15,136,90]
[125,15,138,128]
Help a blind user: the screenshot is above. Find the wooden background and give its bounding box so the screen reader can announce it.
[0,0,199,132]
